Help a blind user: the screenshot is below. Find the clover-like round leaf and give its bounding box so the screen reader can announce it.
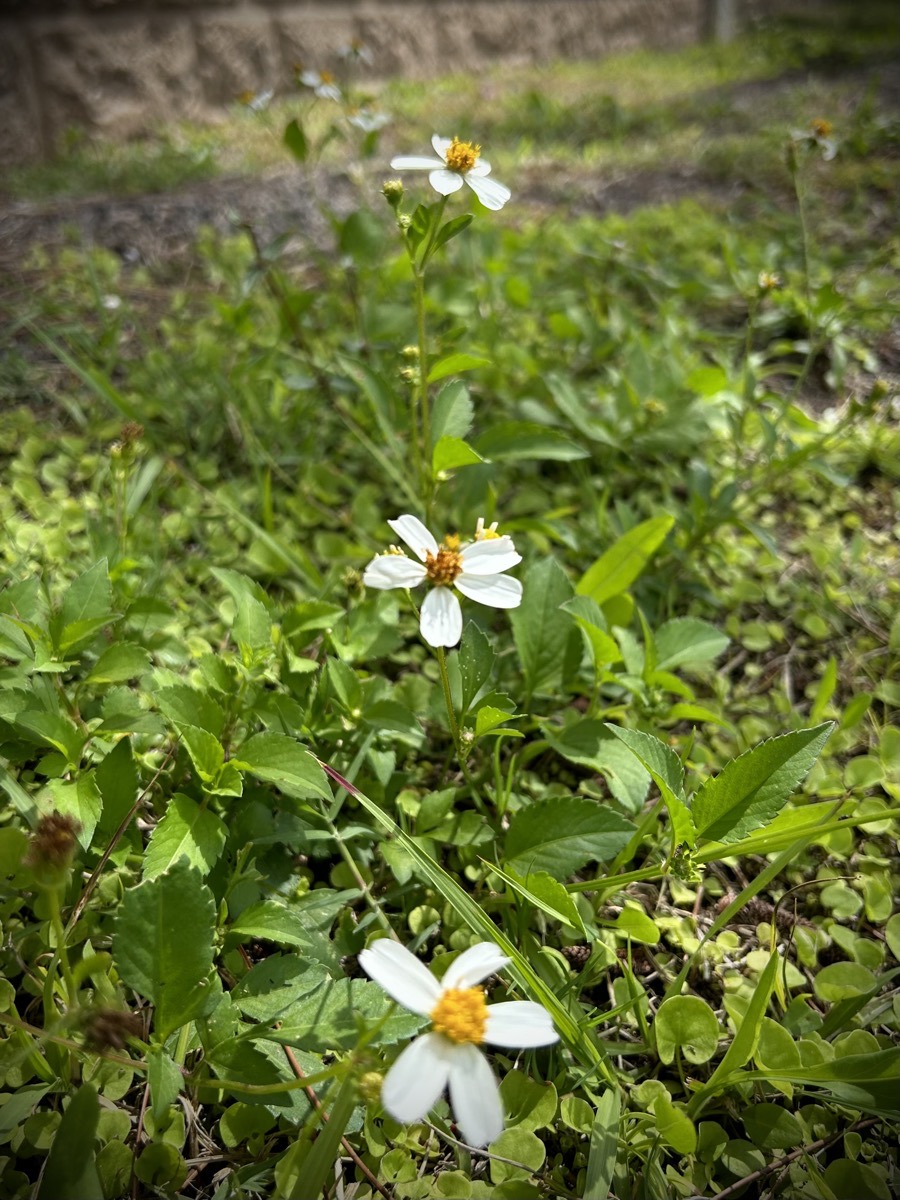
[654,995,720,1065]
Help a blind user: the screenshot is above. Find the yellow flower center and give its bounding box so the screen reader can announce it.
[425,541,463,586]
[444,136,480,174]
[431,987,488,1044]
[475,518,500,541]
[320,70,336,85]
[811,118,833,138]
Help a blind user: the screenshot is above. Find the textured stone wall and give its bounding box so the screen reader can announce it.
[1,0,804,165]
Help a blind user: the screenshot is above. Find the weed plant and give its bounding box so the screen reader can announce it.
[0,13,899,1200]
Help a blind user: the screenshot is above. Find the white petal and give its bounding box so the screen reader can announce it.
[459,537,521,576]
[455,573,522,609]
[469,159,492,176]
[363,555,427,590]
[382,1033,452,1123]
[432,134,452,158]
[419,588,463,648]
[358,940,441,1014]
[391,155,445,171]
[442,942,510,990]
[387,515,438,561]
[465,174,511,211]
[429,170,465,196]
[484,1002,560,1048]
[447,1043,504,1147]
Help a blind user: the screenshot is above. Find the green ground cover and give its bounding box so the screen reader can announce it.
[1,6,899,1199]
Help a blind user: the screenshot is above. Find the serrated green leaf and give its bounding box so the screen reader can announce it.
[510,557,574,696]
[234,733,329,799]
[87,643,151,683]
[505,797,635,880]
[430,380,474,446]
[489,862,587,934]
[547,720,650,814]
[474,704,522,738]
[457,622,494,713]
[432,435,483,476]
[577,515,674,603]
[113,859,217,1039]
[156,686,225,737]
[45,772,102,849]
[179,725,224,783]
[143,794,227,880]
[692,723,833,844]
[604,725,696,847]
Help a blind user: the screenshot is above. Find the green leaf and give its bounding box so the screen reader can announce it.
[432,435,483,476]
[229,900,338,953]
[46,773,103,849]
[234,733,329,799]
[692,723,833,844]
[431,212,475,254]
[690,950,779,1114]
[157,685,225,737]
[147,1047,184,1124]
[427,353,491,384]
[87,643,151,683]
[457,622,494,713]
[143,794,227,880]
[283,118,308,162]
[499,1068,558,1133]
[505,797,635,880]
[814,962,876,1003]
[655,996,720,1065]
[474,705,521,739]
[653,1094,697,1155]
[547,720,650,814]
[430,380,474,446]
[179,725,224,784]
[576,515,675,603]
[742,1102,804,1150]
[266,977,424,1050]
[490,862,587,934]
[604,724,696,847]
[584,1088,620,1200]
[477,421,589,462]
[95,737,138,837]
[60,559,113,628]
[113,859,217,1039]
[15,711,85,768]
[654,618,729,670]
[36,1085,102,1200]
[510,557,574,696]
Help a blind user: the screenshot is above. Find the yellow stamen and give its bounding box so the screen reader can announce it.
[320,70,336,84]
[431,987,488,1044]
[810,118,833,138]
[425,544,463,585]
[444,136,480,174]
[385,545,406,556]
[475,518,500,540]
[444,533,461,551]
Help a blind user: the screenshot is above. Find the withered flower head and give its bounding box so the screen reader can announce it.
[25,812,81,873]
[83,1008,145,1052]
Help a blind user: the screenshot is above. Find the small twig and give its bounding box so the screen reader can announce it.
[707,1118,878,1200]
[281,1046,392,1200]
[426,1123,582,1199]
[67,745,175,933]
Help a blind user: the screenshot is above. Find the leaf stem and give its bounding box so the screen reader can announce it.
[435,645,482,806]
[47,886,77,1008]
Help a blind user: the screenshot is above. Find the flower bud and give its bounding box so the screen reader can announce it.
[382,179,404,209]
[358,1071,385,1103]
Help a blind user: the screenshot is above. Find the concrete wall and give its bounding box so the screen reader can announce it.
[0,1,801,165]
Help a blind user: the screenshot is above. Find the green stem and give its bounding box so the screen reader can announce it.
[435,646,483,806]
[47,886,77,1008]
[286,1071,360,1200]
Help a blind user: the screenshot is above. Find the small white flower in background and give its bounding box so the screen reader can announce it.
[391,134,511,211]
[348,107,391,134]
[363,514,522,648]
[101,294,122,311]
[791,117,837,161]
[338,38,374,66]
[237,88,273,113]
[299,69,342,101]
[359,940,558,1147]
